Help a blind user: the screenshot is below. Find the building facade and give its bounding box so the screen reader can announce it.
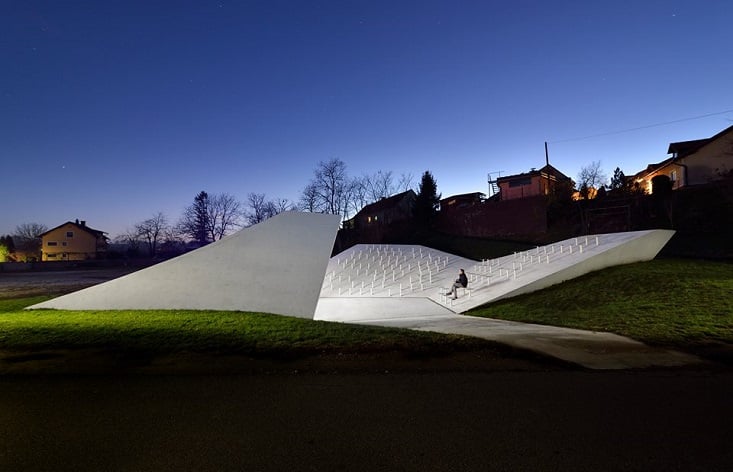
[496,164,571,201]
[39,220,108,261]
[633,125,733,192]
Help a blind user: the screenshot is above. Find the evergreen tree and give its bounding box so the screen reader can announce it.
[609,167,628,194]
[414,171,441,227]
[179,191,211,245]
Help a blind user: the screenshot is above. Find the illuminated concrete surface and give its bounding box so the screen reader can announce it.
[315,230,676,315]
[314,230,703,369]
[28,223,699,368]
[28,212,341,319]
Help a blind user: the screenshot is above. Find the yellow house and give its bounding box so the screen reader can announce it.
[39,220,108,261]
[633,125,733,193]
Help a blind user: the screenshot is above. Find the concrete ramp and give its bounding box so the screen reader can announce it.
[316,230,675,317]
[28,212,341,318]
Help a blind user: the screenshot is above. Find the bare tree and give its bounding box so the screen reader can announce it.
[366,170,394,201]
[114,229,143,257]
[13,222,48,257]
[179,191,243,244]
[300,182,319,213]
[577,161,607,198]
[397,172,414,192]
[246,194,295,226]
[207,193,243,240]
[14,222,48,241]
[135,212,169,257]
[349,175,370,217]
[246,193,271,226]
[302,158,352,218]
[271,198,295,214]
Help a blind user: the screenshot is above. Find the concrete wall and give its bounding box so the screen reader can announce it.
[29,212,341,319]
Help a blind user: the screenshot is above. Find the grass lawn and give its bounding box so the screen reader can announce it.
[467,258,733,357]
[0,296,499,360]
[1,258,730,368]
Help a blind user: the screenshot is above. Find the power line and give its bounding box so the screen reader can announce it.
[550,108,733,144]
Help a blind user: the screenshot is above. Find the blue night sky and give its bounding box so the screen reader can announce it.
[3,0,732,238]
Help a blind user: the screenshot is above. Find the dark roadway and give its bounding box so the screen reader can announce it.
[2,370,732,471]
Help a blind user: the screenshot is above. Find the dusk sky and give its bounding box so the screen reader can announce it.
[3,0,732,239]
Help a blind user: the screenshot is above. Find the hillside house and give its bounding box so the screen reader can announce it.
[440,192,485,214]
[496,164,571,201]
[348,190,416,230]
[633,125,733,192]
[39,220,108,261]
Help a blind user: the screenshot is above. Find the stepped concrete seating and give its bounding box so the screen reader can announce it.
[28,212,341,319]
[314,229,675,322]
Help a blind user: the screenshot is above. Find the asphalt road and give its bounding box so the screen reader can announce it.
[2,370,732,471]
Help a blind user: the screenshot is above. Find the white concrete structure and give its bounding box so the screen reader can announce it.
[314,229,675,319]
[27,224,690,369]
[29,212,341,318]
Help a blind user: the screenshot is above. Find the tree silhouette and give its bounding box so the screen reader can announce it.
[135,212,169,257]
[414,171,441,227]
[180,191,211,245]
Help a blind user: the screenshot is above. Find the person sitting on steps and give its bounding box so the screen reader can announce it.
[445,269,468,300]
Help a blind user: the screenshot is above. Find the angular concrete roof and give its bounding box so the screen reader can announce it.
[29,212,341,318]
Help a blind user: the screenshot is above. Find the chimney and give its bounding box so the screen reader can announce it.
[81,220,86,227]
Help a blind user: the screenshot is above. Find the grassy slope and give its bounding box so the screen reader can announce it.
[467,258,733,351]
[0,298,499,358]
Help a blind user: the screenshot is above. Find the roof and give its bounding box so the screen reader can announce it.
[440,192,485,203]
[635,125,733,179]
[667,138,711,158]
[496,164,569,182]
[667,124,733,157]
[356,189,416,215]
[38,221,108,239]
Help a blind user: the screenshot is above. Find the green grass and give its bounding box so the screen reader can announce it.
[467,258,733,352]
[0,299,496,359]
[2,258,731,363]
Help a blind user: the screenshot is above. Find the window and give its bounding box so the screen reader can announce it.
[47,241,58,246]
[670,170,677,182]
[66,231,74,238]
[62,242,67,246]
